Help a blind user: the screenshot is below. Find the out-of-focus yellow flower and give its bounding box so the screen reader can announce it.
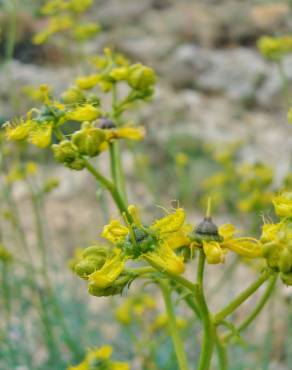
[75,74,100,90]
[69,0,93,13]
[22,84,53,103]
[105,126,145,141]
[150,313,186,333]
[29,124,53,148]
[257,35,292,61]
[175,152,189,168]
[41,0,69,15]
[4,119,31,141]
[115,293,156,325]
[0,244,13,263]
[72,23,100,41]
[273,192,292,218]
[66,104,100,121]
[68,344,129,370]
[33,15,74,44]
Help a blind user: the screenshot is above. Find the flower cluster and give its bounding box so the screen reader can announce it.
[74,206,190,296]
[67,345,129,370]
[4,49,156,170]
[261,192,292,285]
[33,0,100,45]
[257,35,292,61]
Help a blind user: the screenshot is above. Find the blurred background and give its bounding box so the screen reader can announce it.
[0,1,292,369]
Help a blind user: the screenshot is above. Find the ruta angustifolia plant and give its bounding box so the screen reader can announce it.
[3,45,292,370]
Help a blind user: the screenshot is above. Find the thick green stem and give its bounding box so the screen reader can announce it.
[197,251,215,370]
[222,274,277,342]
[159,280,190,370]
[214,270,270,324]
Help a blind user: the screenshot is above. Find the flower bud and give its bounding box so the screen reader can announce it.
[52,140,85,170]
[61,87,84,103]
[127,64,156,90]
[88,274,131,297]
[72,124,106,157]
[273,192,292,218]
[280,271,292,286]
[74,246,108,279]
[279,248,292,273]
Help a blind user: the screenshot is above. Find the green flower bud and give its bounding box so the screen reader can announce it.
[61,87,84,104]
[52,140,85,170]
[279,248,292,273]
[72,124,106,157]
[280,271,292,286]
[75,245,109,279]
[52,140,78,163]
[127,64,156,90]
[88,274,130,297]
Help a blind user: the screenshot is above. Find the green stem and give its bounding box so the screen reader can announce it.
[222,274,277,342]
[197,251,215,370]
[83,159,131,220]
[214,270,270,324]
[215,333,228,370]
[159,280,190,370]
[2,0,17,62]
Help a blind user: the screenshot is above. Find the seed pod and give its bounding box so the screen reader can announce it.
[82,245,109,259]
[191,217,222,243]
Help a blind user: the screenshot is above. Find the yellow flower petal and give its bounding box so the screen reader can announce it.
[164,225,192,249]
[101,220,129,243]
[273,192,292,218]
[107,126,145,141]
[223,238,262,258]
[75,74,100,90]
[145,242,185,275]
[111,363,130,370]
[88,251,125,289]
[218,224,236,241]
[203,241,225,264]
[66,104,100,121]
[29,124,53,148]
[150,208,185,236]
[4,120,31,141]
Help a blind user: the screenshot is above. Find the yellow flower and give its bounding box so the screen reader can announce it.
[110,126,145,141]
[87,345,112,361]
[88,249,126,289]
[102,206,187,274]
[4,119,31,141]
[72,23,100,41]
[273,192,292,218]
[29,124,53,148]
[175,152,189,168]
[111,363,129,370]
[190,218,262,264]
[257,35,292,61]
[150,313,186,332]
[102,220,129,244]
[66,104,100,121]
[145,241,185,274]
[69,0,93,13]
[75,75,100,90]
